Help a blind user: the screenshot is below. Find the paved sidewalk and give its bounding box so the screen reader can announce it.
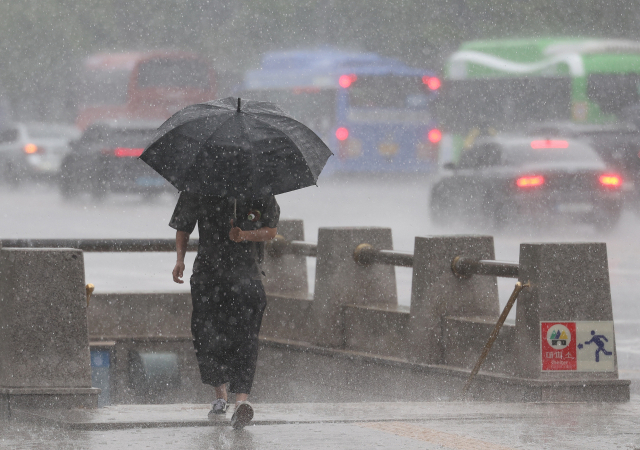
[2,398,640,449]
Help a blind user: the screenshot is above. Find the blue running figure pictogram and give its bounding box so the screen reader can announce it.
[577,330,612,362]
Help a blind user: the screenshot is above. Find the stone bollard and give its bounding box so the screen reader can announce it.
[262,219,308,297]
[0,248,98,416]
[312,228,397,348]
[515,243,621,381]
[408,236,499,364]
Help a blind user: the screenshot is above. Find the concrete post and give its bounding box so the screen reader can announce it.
[515,243,619,380]
[262,219,308,297]
[0,248,98,414]
[408,236,499,364]
[312,228,397,348]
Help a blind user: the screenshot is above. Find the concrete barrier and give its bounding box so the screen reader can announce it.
[0,224,630,406]
[510,243,626,403]
[515,243,616,377]
[312,228,397,348]
[259,230,629,401]
[408,235,499,364]
[262,219,308,297]
[259,220,315,343]
[0,245,98,417]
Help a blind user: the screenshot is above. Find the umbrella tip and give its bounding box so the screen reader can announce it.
[237,97,241,113]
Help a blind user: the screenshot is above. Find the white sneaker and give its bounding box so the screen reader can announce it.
[230,401,254,429]
[208,398,228,418]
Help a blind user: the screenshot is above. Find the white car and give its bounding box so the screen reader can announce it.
[0,122,81,184]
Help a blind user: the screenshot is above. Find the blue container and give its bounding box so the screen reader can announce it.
[91,349,111,407]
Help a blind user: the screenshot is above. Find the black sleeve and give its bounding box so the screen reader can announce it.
[169,192,199,234]
[261,195,280,228]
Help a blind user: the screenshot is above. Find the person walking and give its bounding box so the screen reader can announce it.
[140,97,331,427]
[171,193,279,429]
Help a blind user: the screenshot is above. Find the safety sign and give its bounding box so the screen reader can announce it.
[541,321,615,372]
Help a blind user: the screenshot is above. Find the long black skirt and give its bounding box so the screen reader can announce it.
[190,276,267,394]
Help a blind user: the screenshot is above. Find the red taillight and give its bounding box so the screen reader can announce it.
[338,74,357,88]
[112,148,144,157]
[422,76,441,90]
[516,175,545,188]
[427,129,442,144]
[599,174,622,188]
[336,127,349,141]
[24,143,42,154]
[531,140,569,149]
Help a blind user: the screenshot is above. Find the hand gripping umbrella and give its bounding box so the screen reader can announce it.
[139,97,333,199]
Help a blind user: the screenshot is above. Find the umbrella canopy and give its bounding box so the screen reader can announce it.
[139,97,332,198]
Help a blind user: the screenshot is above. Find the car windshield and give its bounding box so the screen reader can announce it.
[504,141,603,166]
[348,75,430,110]
[437,77,572,133]
[136,59,210,89]
[79,69,131,107]
[587,73,640,115]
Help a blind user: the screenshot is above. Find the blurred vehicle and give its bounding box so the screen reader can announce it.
[240,49,440,174]
[0,122,80,184]
[76,51,216,129]
[59,121,169,200]
[526,121,640,213]
[438,38,640,164]
[430,135,624,231]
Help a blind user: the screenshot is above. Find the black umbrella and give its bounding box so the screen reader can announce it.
[139,97,332,198]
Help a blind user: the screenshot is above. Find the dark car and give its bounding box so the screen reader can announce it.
[430,135,624,231]
[526,121,640,213]
[59,121,169,199]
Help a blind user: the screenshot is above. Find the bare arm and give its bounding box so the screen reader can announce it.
[172,230,190,283]
[229,221,277,243]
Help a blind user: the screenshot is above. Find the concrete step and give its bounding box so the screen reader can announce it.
[12,398,640,431]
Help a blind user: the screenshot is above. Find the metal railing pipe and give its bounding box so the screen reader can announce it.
[0,239,199,252]
[353,244,414,268]
[2,237,317,256]
[288,241,318,257]
[451,256,519,279]
[265,235,317,258]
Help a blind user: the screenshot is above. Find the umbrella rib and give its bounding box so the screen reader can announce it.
[247,115,319,182]
[204,113,239,142]
[197,113,245,195]
[244,118,260,199]
[145,113,240,192]
[253,112,332,159]
[143,103,227,151]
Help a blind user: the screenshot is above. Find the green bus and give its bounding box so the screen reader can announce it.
[438,37,640,163]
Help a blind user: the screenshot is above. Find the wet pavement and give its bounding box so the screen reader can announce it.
[3,397,640,449]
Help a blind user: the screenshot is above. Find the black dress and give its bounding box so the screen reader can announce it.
[169,193,280,393]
